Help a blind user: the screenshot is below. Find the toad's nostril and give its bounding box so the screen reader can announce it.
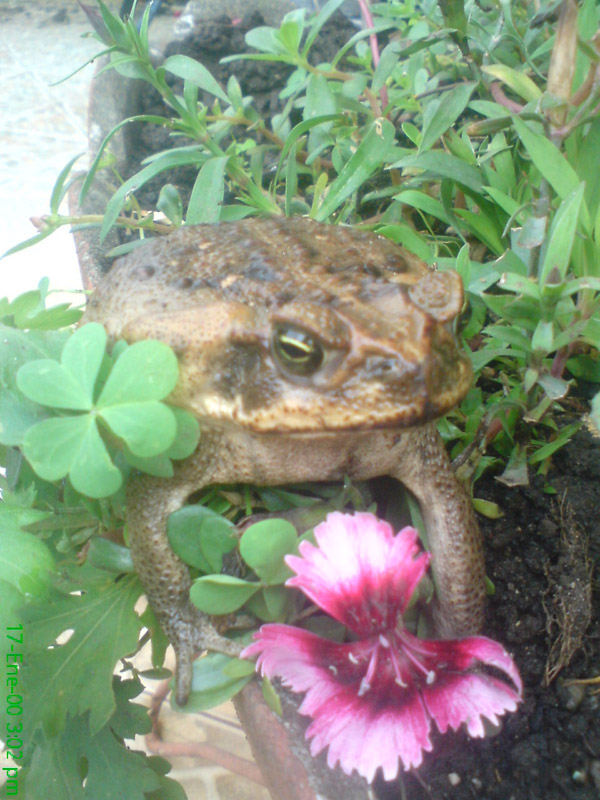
[364,356,418,382]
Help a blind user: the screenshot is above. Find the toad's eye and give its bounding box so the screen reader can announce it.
[272,325,324,375]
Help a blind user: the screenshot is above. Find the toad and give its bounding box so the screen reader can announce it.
[84,217,485,703]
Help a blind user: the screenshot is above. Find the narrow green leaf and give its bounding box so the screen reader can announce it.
[186,157,228,224]
[98,341,178,406]
[419,83,475,153]
[392,189,449,223]
[529,423,581,463]
[390,150,484,194]
[157,184,183,227]
[539,183,585,285]
[100,149,206,240]
[314,119,395,220]
[590,391,600,433]
[163,54,229,104]
[50,153,84,215]
[512,116,580,200]
[482,65,542,103]
[302,0,347,56]
[497,272,541,299]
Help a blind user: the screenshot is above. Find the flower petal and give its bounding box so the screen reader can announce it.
[423,672,521,738]
[285,512,430,635]
[242,623,435,780]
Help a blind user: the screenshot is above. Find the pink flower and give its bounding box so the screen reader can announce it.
[241,512,522,782]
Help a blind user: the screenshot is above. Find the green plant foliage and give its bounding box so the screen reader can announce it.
[168,505,237,573]
[2,0,600,793]
[22,573,143,737]
[181,652,254,712]
[5,322,200,497]
[239,519,298,584]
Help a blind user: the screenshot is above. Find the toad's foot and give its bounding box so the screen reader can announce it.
[164,602,244,705]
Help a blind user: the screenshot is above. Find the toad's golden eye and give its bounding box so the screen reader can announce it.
[272,325,324,375]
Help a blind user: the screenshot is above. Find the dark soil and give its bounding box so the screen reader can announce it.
[382,425,600,800]
[73,3,600,798]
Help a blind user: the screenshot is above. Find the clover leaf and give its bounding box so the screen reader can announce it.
[16,323,199,499]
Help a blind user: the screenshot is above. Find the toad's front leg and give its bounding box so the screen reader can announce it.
[391,423,486,637]
[127,474,242,704]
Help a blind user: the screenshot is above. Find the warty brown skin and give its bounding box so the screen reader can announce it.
[84,217,486,703]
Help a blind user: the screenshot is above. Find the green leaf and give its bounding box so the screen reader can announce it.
[0,325,70,445]
[590,391,600,433]
[23,415,94,481]
[302,0,348,56]
[261,675,282,716]
[240,519,297,584]
[100,148,206,240]
[497,272,541,299]
[529,422,581,464]
[481,65,542,103]
[17,360,93,411]
[314,118,396,220]
[98,341,179,405]
[68,419,124,498]
[49,152,84,215]
[0,507,54,597]
[531,320,554,355]
[183,652,253,712]
[61,323,107,404]
[28,713,160,800]
[278,9,305,54]
[539,183,585,285]
[190,575,259,614]
[100,402,177,457]
[157,184,183,227]
[392,189,449,224]
[390,150,484,194]
[512,116,580,200]
[245,26,289,56]
[87,537,134,574]
[186,156,228,224]
[246,585,290,622]
[168,505,236,574]
[22,573,143,736]
[163,54,229,104]
[165,407,200,460]
[419,82,475,153]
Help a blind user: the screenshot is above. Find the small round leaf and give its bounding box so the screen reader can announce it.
[190,575,259,614]
[168,506,236,573]
[240,519,297,584]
